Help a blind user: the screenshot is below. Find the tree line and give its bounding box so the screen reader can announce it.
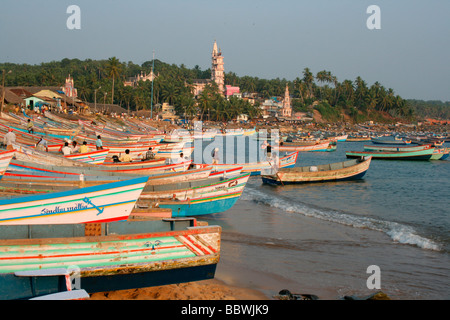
[1,58,424,122]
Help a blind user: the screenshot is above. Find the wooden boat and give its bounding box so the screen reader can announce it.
[64,148,110,164]
[0,176,148,225]
[278,141,330,152]
[262,157,372,185]
[139,172,250,201]
[0,218,221,300]
[345,148,434,160]
[440,148,450,160]
[6,160,212,186]
[363,144,432,152]
[430,148,449,160]
[203,151,299,176]
[371,137,411,145]
[156,173,251,217]
[0,150,15,179]
[11,146,192,175]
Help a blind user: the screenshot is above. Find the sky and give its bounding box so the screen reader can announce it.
[1,0,449,101]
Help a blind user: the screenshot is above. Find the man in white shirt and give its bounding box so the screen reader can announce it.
[3,129,16,150]
[61,142,72,155]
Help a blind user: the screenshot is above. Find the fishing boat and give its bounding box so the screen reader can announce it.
[278,141,330,152]
[202,151,299,176]
[139,172,250,201]
[363,144,432,152]
[64,148,110,164]
[430,148,449,160]
[440,148,450,160]
[0,176,148,225]
[156,173,251,217]
[345,148,434,160]
[12,146,193,175]
[371,137,411,145]
[0,218,221,300]
[5,160,213,188]
[262,157,372,185]
[0,150,15,179]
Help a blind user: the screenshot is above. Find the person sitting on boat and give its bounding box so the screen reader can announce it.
[79,141,89,154]
[112,155,121,162]
[211,147,220,164]
[119,149,133,162]
[142,147,155,161]
[27,119,34,134]
[172,152,185,164]
[71,140,79,153]
[36,137,48,152]
[61,142,72,156]
[3,129,16,151]
[96,135,103,150]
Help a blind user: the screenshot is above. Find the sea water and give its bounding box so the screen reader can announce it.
[195,139,450,300]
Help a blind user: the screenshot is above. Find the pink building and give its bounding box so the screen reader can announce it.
[225,85,240,98]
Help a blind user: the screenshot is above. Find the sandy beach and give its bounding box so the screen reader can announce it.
[89,279,269,300]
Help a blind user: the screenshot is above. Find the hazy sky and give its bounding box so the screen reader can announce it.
[1,0,449,101]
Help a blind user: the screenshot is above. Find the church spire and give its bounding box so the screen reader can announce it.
[212,40,218,56]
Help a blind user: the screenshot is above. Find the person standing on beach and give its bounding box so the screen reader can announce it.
[3,129,16,151]
[96,135,103,150]
[211,147,220,164]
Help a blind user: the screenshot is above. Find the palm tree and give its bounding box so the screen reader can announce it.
[302,68,314,98]
[105,57,122,105]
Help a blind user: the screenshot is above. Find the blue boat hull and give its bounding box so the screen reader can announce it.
[160,196,240,217]
[0,264,216,300]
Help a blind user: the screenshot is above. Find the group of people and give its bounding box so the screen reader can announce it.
[60,135,103,156]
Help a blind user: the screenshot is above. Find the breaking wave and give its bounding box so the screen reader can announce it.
[241,186,442,251]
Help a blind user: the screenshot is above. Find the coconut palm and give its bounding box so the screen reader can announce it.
[105,57,123,105]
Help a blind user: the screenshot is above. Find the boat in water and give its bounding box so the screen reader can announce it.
[262,157,372,185]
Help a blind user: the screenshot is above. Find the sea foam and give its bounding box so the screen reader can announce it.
[241,186,442,251]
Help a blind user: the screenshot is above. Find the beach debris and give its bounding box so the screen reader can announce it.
[274,289,319,300]
[342,291,391,300]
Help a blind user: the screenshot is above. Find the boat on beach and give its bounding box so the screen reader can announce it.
[0,176,148,225]
[0,218,221,300]
[261,157,372,185]
[0,150,15,179]
[200,151,299,176]
[64,148,110,164]
[154,173,251,217]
